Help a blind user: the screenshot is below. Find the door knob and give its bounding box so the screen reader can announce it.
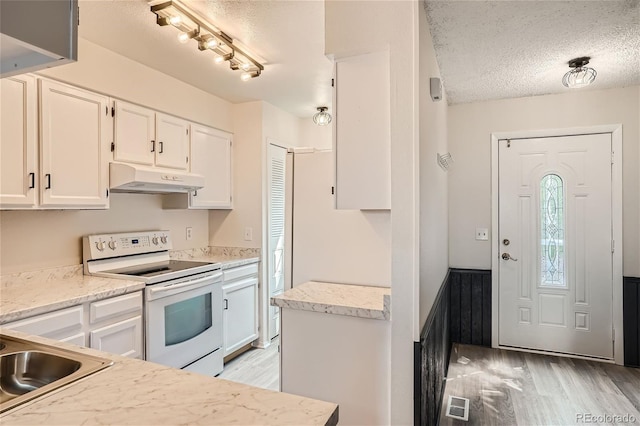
[502,253,518,261]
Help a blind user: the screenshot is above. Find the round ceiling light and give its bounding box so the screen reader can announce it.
[313,107,332,126]
[562,57,597,88]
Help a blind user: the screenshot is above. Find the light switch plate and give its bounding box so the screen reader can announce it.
[244,227,253,241]
[475,228,489,241]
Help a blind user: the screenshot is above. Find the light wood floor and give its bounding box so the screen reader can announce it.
[440,344,640,425]
[217,336,280,391]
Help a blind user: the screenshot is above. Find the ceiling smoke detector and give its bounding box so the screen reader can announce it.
[562,57,597,88]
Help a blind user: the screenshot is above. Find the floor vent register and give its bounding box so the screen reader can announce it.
[445,395,470,421]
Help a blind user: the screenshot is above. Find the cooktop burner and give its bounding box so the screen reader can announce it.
[102,260,214,278]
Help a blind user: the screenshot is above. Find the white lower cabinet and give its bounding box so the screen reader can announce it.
[222,264,259,356]
[1,291,143,359]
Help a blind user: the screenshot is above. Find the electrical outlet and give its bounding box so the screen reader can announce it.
[244,227,253,241]
[186,227,193,241]
[475,228,489,241]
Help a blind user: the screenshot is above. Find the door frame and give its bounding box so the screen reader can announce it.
[491,124,623,364]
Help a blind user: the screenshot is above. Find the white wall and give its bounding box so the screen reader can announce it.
[39,38,232,132]
[418,6,449,328]
[209,101,263,249]
[299,118,332,150]
[448,86,640,277]
[0,194,208,274]
[209,100,302,249]
[292,151,391,287]
[325,1,419,424]
[0,38,232,275]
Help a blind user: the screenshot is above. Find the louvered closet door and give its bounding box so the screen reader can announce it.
[267,144,287,340]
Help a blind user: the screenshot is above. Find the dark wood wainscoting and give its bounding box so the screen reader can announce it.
[449,269,492,347]
[623,276,640,367]
[415,271,451,426]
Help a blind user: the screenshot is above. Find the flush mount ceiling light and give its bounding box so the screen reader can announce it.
[151,0,264,81]
[313,107,332,126]
[562,57,597,88]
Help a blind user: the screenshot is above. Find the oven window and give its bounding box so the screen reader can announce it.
[164,293,212,346]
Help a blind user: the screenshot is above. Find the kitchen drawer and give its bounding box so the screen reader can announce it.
[90,291,142,324]
[3,305,83,339]
[223,263,259,282]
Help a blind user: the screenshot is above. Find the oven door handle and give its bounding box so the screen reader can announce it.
[148,272,222,296]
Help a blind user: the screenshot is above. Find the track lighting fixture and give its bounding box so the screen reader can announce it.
[151,0,264,81]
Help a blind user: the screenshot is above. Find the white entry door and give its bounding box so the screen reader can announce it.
[498,133,613,359]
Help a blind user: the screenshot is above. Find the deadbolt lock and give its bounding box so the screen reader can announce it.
[503,239,510,246]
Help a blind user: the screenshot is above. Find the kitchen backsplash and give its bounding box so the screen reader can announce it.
[164,246,261,260]
[208,246,261,258]
[0,265,83,289]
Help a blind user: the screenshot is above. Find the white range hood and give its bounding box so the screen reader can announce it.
[1,0,78,78]
[109,162,205,194]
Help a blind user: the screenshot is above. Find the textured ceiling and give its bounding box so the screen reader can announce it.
[424,0,640,104]
[78,1,639,114]
[78,0,333,118]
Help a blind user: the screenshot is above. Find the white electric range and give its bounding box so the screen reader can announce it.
[83,230,223,376]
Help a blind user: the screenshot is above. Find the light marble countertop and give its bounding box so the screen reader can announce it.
[0,329,338,425]
[0,252,260,324]
[271,281,391,320]
[0,265,144,324]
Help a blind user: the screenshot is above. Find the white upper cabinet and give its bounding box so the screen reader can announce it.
[113,100,155,166]
[334,51,391,210]
[163,123,233,210]
[114,102,189,171]
[39,79,111,208]
[190,124,232,209]
[0,74,38,208]
[155,112,189,170]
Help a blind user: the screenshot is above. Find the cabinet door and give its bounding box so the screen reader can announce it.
[0,75,38,208]
[223,277,258,356]
[39,79,111,208]
[113,100,155,166]
[190,124,233,209]
[155,113,188,170]
[334,51,390,210]
[90,316,143,359]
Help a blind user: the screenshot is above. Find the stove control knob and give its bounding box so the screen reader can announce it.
[108,240,117,250]
[160,235,168,244]
[152,236,159,245]
[95,241,106,251]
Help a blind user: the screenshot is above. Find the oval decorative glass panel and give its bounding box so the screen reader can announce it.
[540,174,565,287]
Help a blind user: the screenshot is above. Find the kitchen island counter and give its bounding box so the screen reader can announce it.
[0,329,338,425]
[271,280,391,320]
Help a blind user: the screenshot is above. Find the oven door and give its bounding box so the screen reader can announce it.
[146,272,223,369]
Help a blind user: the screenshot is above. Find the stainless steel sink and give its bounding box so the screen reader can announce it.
[0,334,113,413]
